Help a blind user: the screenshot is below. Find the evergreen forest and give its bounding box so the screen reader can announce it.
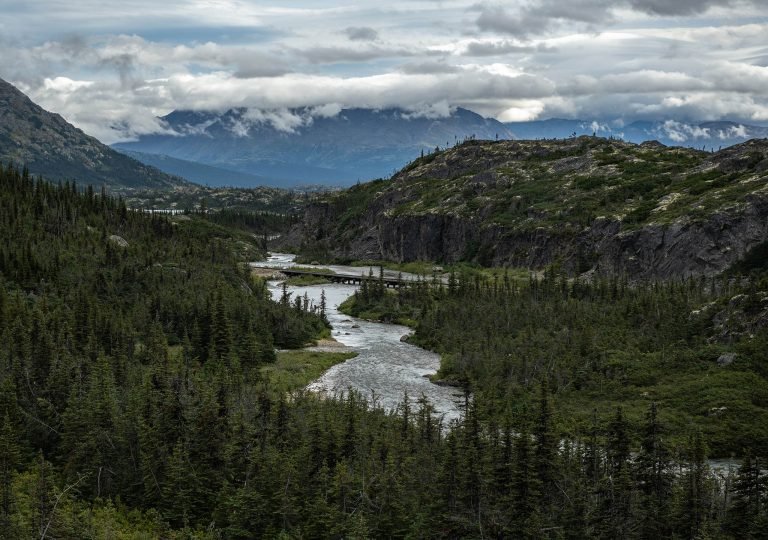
[2,163,768,538]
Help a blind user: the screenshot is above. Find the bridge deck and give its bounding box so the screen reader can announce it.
[254,266,408,288]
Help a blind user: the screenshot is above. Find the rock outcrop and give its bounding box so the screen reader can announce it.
[282,137,768,279]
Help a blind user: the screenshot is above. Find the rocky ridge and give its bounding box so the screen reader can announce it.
[282,136,768,279]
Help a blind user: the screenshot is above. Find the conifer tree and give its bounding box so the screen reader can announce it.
[726,452,763,537]
[534,379,558,516]
[636,402,672,537]
[0,413,20,536]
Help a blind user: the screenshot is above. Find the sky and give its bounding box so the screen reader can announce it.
[1,0,768,143]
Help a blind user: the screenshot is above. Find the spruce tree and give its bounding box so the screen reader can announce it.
[726,452,763,537]
[636,402,672,537]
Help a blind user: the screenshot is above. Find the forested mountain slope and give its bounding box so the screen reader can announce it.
[284,136,768,278]
[0,164,326,535]
[0,78,187,191]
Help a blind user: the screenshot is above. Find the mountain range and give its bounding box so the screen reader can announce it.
[3,75,767,193]
[114,106,768,188]
[506,118,768,150]
[0,78,185,191]
[113,107,515,187]
[118,150,274,189]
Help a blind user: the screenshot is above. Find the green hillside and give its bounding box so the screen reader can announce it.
[285,136,768,278]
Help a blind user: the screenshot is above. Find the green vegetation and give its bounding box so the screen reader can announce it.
[348,266,768,458]
[301,137,768,249]
[0,164,328,536]
[349,259,440,276]
[334,178,389,229]
[291,265,336,274]
[3,161,768,538]
[284,274,333,286]
[338,293,418,327]
[261,350,358,393]
[123,184,316,215]
[282,266,336,286]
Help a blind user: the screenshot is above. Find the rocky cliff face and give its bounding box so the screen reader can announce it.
[585,196,768,278]
[282,137,768,279]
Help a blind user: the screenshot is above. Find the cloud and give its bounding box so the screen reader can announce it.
[474,1,614,38]
[174,118,219,136]
[239,104,344,133]
[723,124,747,138]
[26,76,177,142]
[558,70,708,97]
[98,53,137,89]
[657,119,710,142]
[175,104,341,136]
[20,66,556,142]
[344,26,379,41]
[0,34,293,87]
[2,0,768,144]
[627,0,734,16]
[156,69,556,111]
[463,40,537,56]
[598,70,709,94]
[401,101,456,120]
[308,103,343,118]
[242,108,307,133]
[586,120,610,133]
[498,99,548,122]
[473,0,768,38]
[297,45,417,64]
[474,4,550,38]
[399,60,460,74]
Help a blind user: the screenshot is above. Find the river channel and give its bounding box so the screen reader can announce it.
[259,253,465,423]
[256,254,746,474]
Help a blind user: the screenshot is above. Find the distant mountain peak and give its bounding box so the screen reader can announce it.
[115,106,516,187]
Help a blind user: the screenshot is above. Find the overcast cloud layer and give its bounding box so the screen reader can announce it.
[1,0,767,142]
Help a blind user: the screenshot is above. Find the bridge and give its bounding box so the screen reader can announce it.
[255,266,409,288]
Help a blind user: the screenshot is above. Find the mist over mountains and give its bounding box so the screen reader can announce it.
[114,105,768,188]
[2,73,764,191]
[113,107,514,187]
[506,118,768,150]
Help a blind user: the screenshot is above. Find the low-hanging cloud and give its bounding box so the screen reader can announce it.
[22,67,557,142]
[658,120,710,142]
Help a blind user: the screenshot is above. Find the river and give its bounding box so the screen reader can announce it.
[260,253,465,423]
[257,254,746,472]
